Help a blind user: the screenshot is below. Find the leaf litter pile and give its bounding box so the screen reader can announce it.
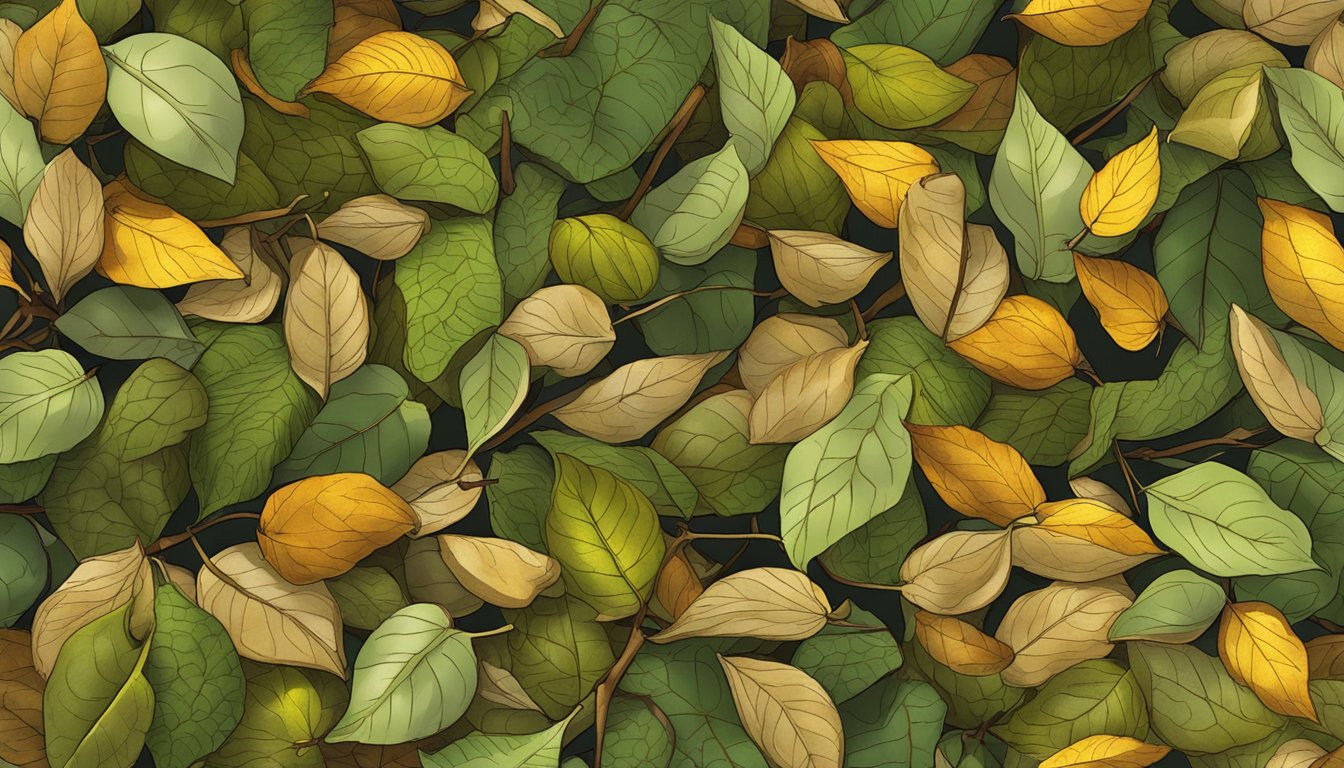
[4,0,1344,766]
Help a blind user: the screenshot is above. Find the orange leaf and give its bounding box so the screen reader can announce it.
[914,611,1014,676]
[12,0,105,143]
[1073,253,1168,351]
[907,422,1044,526]
[947,294,1081,389]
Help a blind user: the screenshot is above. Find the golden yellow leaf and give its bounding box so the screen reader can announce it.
[0,239,25,299]
[650,567,832,644]
[0,629,44,768]
[914,611,1014,676]
[1080,127,1161,238]
[437,535,560,610]
[1307,634,1344,679]
[907,422,1045,526]
[1012,499,1163,581]
[258,473,416,585]
[391,450,484,537]
[317,194,429,261]
[1308,21,1344,89]
[810,139,939,228]
[1073,253,1168,351]
[1268,740,1329,768]
[99,180,243,288]
[1218,600,1318,721]
[552,350,728,442]
[302,31,472,127]
[0,20,21,112]
[403,537,483,617]
[23,149,103,302]
[1230,304,1324,442]
[283,239,370,399]
[948,294,1081,389]
[996,580,1133,687]
[768,229,893,307]
[1007,0,1152,46]
[329,0,401,63]
[12,0,105,144]
[718,655,844,768]
[1034,500,1162,554]
[1259,198,1344,351]
[899,529,1013,615]
[497,284,615,377]
[653,547,703,622]
[1040,735,1171,768]
[176,227,282,323]
[1068,476,1134,517]
[748,341,868,444]
[1245,0,1344,45]
[737,313,848,397]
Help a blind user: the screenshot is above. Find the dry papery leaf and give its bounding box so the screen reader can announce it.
[651,567,833,644]
[1269,740,1329,768]
[23,149,104,302]
[1012,499,1163,581]
[737,313,848,397]
[176,227,283,323]
[0,629,44,768]
[284,238,370,398]
[768,229,892,307]
[498,284,616,377]
[995,579,1134,687]
[719,655,844,768]
[554,350,728,442]
[749,341,867,443]
[899,529,1013,615]
[1230,304,1324,441]
[391,450,485,536]
[317,194,429,260]
[437,534,561,609]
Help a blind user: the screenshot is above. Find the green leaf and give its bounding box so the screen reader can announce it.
[709,16,795,174]
[843,44,974,129]
[56,287,204,368]
[43,604,155,768]
[1147,462,1318,577]
[144,582,245,768]
[1169,66,1277,162]
[357,124,499,213]
[840,677,946,768]
[1129,641,1284,753]
[636,246,756,356]
[831,0,997,65]
[534,430,698,518]
[989,85,1091,283]
[545,454,665,619]
[0,514,46,626]
[990,660,1148,760]
[0,96,43,227]
[396,217,503,382]
[495,163,564,309]
[629,142,749,266]
[779,373,913,569]
[744,116,850,234]
[422,709,577,768]
[974,379,1091,466]
[144,0,245,60]
[273,364,431,486]
[241,97,377,212]
[1242,150,1330,211]
[1263,66,1344,212]
[503,595,616,720]
[99,358,207,462]
[461,335,530,461]
[902,638,1025,730]
[602,695,676,768]
[1108,570,1225,643]
[124,141,279,222]
[103,33,244,183]
[818,484,926,585]
[791,606,902,705]
[241,0,331,101]
[550,214,659,304]
[856,316,991,426]
[487,445,554,552]
[0,350,103,464]
[0,455,57,504]
[327,566,408,631]
[188,324,319,517]
[205,661,347,768]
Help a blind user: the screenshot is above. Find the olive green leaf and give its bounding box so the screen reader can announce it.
[56,287,204,369]
[629,142,749,266]
[124,141,280,222]
[818,484,926,586]
[0,96,44,227]
[0,349,103,464]
[487,445,554,553]
[855,316,991,426]
[357,124,499,214]
[636,246,756,356]
[1263,66,1344,212]
[421,708,578,767]
[974,379,1091,466]
[745,116,850,234]
[206,661,348,768]
[503,595,616,720]
[791,606,903,705]
[144,0,245,59]
[1108,570,1226,643]
[240,97,377,212]
[602,695,676,768]
[840,677,946,768]
[550,214,659,304]
[461,334,530,462]
[831,0,997,65]
[240,0,331,101]
[0,514,46,626]
[709,16,795,174]
[495,163,564,309]
[326,567,408,631]
[903,637,1026,730]
[842,44,974,130]
[534,430,698,518]
[990,660,1148,759]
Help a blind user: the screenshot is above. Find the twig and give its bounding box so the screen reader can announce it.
[1071,69,1162,147]
[198,196,308,229]
[861,281,906,322]
[618,84,708,221]
[614,285,787,325]
[1123,427,1272,461]
[560,1,604,56]
[1065,228,1088,251]
[145,512,262,556]
[457,477,499,491]
[1314,616,1344,633]
[1113,441,1143,513]
[478,387,582,453]
[850,300,867,340]
[500,111,515,196]
[0,504,43,515]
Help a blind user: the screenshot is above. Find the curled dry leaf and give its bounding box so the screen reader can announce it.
[907,422,1045,526]
[995,580,1133,687]
[497,284,616,377]
[24,149,103,303]
[1007,0,1152,46]
[473,0,563,36]
[1080,127,1161,239]
[1040,735,1171,768]
[1218,600,1317,721]
[284,239,370,399]
[737,313,847,397]
[1244,0,1344,45]
[12,0,106,144]
[780,37,851,101]
[1012,499,1163,581]
[176,227,282,323]
[317,194,430,261]
[1258,198,1344,351]
[1068,476,1133,517]
[914,611,1014,676]
[258,473,417,585]
[197,541,346,677]
[1230,304,1324,441]
[303,31,471,127]
[899,529,1013,615]
[749,341,868,444]
[328,0,401,63]
[810,139,939,228]
[1074,253,1168,352]
[0,629,44,768]
[99,180,243,289]
[718,655,844,768]
[768,229,893,307]
[437,534,560,609]
[391,450,484,537]
[553,350,728,442]
[650,567,832,644]
[948,294,1082,390]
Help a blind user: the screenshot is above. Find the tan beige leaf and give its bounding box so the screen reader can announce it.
[437,535,560,610]
[1245,0,1344,45]
[1012,499,1163,581]
[1312,747,1344,768]
[497,284,615,377]
[473,0,563,36]
[899,529,1013,615]
[769,229,893,307]
[553,350,728,442]
[1162,30,1288,105]
[159,561,198,604]
[391,450,484,537]
[13,0,106,144]
[1308,22,1344,89]
[477,660,543,714]
[302,31,472,126]
[284,239,369,399]
[31,540,152,678]
[1230,304,1323,441]
[0,20,19,110]
[1269,739,1329,768]
[1307,634,1344,679]
[948,294,1082,389]
[810,140,939,228]
[650,567,832,644]
[738,313,848,397]
[329,0,401,63]
[0,239,25,299]
[908,422,1045,526]
[1074,253,1168,351]
[0,629,44,768]
[317,194,429,261]
[23,149,103,302]
[780,37,852,102]
[1218,601,1317,721]
[1040,735,1171,768]
[748,341,867,444]
[404,537,484,617]
[995,580,1134,687]
[1259,198,1344,351]
[914,611,1014,676]
[1068,476,1133,517]
[100,180,244,288]
[176,227,282,323]
[718,655,844,768]
[197,541,346,677]
[783,0,848,23]
[653,547,704,622]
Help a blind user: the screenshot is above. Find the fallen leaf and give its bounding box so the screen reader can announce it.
[1245,0,1344,45]
[328,0,401,63]
[948,294,1082,389]
[473,0,563,36]
[782,0,848,23]
[0,629,45,768]
[1259,198,1344,351]
[769,229,893,307]
[996,580,1133,687]
[230,48,309,117]
[1218,600,1318,721]
[1080,126,1161,238]
[1040,735,1171,768]
[1068,476,1133,517]
[0,20,19,110]
[651,567,832,644]
[476,660,543,714]
[437,534,560,609]
[811,139,939,228]
[99,180,244,288]
[498,284,615,377]
[12,0,105,144]
[175,227,282,323]
[303,31,471,126]
[284,239,370,399]
[1073,253,1168,351]
[653,547,703,621]
[914,611,1014,676]
[1308,21,1344,89]
[1012,499,1163,581]
[749,341,868,443]
[317,194,429,261]
[907,422,1045,526]
[1269,740,1329,768]
[553,351,728,442]
[392,450,484,536]
[780,37,851,101]
[1007,0,1152,46]
[1307,634,1344,679]
[719,655,844,768]
[737,313,848,397]
[1229,304,1324,442]
[899,529,1014,615]
[23,148,104,302]
[0,239,25,298]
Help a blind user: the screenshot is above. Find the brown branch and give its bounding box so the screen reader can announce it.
[614,285,787,326]
[730,223,769,249]
[1314,616,1344,634]
[1113,441,1143,514]
[197,195,308,228]
[0,504,43,515]
[860,281,906,322]
[500,111,515,196]
[617,84,708,221]
[1122,427,1272,462]
[850,300,867,340]
[478,387,583,453]
[1071,69,1162,147]
[457,477,499,491]
[560,1,604,56]
[145,512,262,556]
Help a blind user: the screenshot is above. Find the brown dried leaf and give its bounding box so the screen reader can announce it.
[23,149,104,302]
[329,0,402,63]
[899,529,1013,615]
[176,227,282,323]
[284,239,370,399]
[995,580,1133,687]
[737,313,848,397]
[780,37,851,101]
[748,341,867,444]
[404,537,484,617]
[498,284,615,377]
[719,655,844,768]
[553,350,728,442]
[650,567,832,644]
[317,194,429,261]
[1308,21,1344,89]
[914,611,1014,676]
[0,629,44,768]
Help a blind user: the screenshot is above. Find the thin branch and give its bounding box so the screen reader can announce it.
[145,512,262,556]
[560,1,604,56]
[1071,69,1162,146]
[618,84,708,221]
[1123,427,1273,461]
[0,504,43,515]
[817,559,905,593]
[478,387,583,453]
[1113,440,1143,513]
[457,477,499,491]
[850,300,867,340]
[861,281,906,322]
[614,285,787,325]
[500,111,515,196]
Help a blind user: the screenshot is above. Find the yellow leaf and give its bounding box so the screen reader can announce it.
[1034,500,1162,554]
[1307,634,1344,679]
[996,580,1133,687]
[1259,198,1344,351]
[437,535,560,609]
[718,655,844,768]
[0,239,25,299]
[1230,304,1324,442]
[1218,601,1318,721]
[389,449,484,537]
[99,181,243,288]
[748,341,868,443]
[552,351,729,442]
[907,422,1045,526]
[1013,499,1163,581]
[768,229,893,307]
[913,610,1014,676]
[653,547,703,622]
[1040,735,1171,768]
[948,294,1081,389]
[1245,0,1344,46]
[257,473,416,585]
[176,227,282,323]
[650,567,832,644]
[1007,0,1152,46]
[899,529,1013,615]
[810,139,939,228]
[1073,253,1168,351]
[283,239,370,399]
[12,0,105,144]
[24,149,104,302]
[497,284,615,377]
[317,194,429,261]
[302,30,472,127]
[1080,127,1161,238]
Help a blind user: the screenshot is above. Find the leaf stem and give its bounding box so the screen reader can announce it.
[1122,427,1273,462]
[145,512,262,555]
[468,624,515,640]
[560,0,605,56]
[617,83,708,221]
[1070,68,1162,147]
[0,504,43,515]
